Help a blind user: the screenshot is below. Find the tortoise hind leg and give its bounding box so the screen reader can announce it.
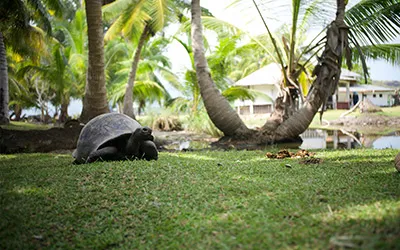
[140,141,158,161]
[87,146,121,163]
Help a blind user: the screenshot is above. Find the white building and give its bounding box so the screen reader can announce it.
[234,64,396,114]
[338,85,395,107]
[234,63,281,115]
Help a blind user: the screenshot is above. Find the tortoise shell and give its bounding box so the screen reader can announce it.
[73,113,143,163]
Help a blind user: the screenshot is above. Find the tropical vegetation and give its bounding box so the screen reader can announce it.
[0,0,399,142]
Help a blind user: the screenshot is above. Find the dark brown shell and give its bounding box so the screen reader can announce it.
[72,113,141,163]
[395,152,400,172]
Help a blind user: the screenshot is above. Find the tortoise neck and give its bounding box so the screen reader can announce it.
[126,133,141,158]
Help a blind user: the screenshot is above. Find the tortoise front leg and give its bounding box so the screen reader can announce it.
[86,146,120,163]
[140,140,158,161]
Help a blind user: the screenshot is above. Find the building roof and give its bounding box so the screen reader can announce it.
[340,68,361,81]
[235,63,361,86]
[338,84,394,93]
[235,63,282,86]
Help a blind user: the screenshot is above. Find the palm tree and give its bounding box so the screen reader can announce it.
[53,8,89,121]
[201,0,400,134]
[7,52,37,121]
[105,37,177,113]
[0,32,8,124]
[192,0,378,142]
[191,0,251,136]
[170,33,260,115]
[13,8,88,123]
[192,0,400,143]
[79,0,109,123]
[55,8,88,96]
[0,0,58,124]
[102,0,173,119]
[26,43,75,122]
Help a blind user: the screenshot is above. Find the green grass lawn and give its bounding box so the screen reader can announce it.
[1,149,399,249]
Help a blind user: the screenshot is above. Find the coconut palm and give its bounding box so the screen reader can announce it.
[169,29,260,116]
[201,0,400,132]
[191,0,374,142]
[0,31,9,124]
[102,0,175,119]
[25,43,75,122]
[191,0,251,136]
[15,7,88,123]
[79,0,109,123]
[7,52,37,121]
[55,8,88,96]
[192,0,400,143]
[105,36,178,113]
[0,0,61,124]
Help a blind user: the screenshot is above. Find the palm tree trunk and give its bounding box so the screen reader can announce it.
[0,31,9,125]
[59,96,70,123]
[80,0,109,123]
[123,24,150,119]
[191,0,251,137]
[12,104,22,121]
[272,0,349,141]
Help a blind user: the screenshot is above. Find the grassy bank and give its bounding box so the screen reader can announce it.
[1,149,399,249]
[0,121,52,131]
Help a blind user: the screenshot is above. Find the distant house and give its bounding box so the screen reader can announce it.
[234,63,281,115]
[338,85,395,107]
[234,64,396,114]
[335,69,395,108]
[334,68,361,109]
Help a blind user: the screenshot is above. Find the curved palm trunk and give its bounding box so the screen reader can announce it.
[80,0,109,123]
[123,24,150,119]
[0,32,9,125]
[191,0,251,137]
[271,0,349,141]
[192,0,348,145]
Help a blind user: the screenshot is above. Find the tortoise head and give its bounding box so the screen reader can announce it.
[132,126,154,141]
[125,126,156,159]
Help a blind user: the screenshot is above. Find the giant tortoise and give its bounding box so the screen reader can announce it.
[72,113,158,164]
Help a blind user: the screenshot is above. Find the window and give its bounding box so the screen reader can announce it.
[373,94,376,98]
[379,94,383,98]
[254,105,272,114]
[239,106,250,115]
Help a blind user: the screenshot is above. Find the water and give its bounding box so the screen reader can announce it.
[300,129,400,150]
[164,129,400,151]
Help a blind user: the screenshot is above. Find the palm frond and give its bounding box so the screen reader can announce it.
[346,0,400,45]
[352,43,400,66]
[201,16,243,36]
[146,0,169,32]
[26,0,52,34]
[102,0,135,22]
[42,0,65,17]
[221,86,255,102]
[104,0,148,41]
[134,80,165,103]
